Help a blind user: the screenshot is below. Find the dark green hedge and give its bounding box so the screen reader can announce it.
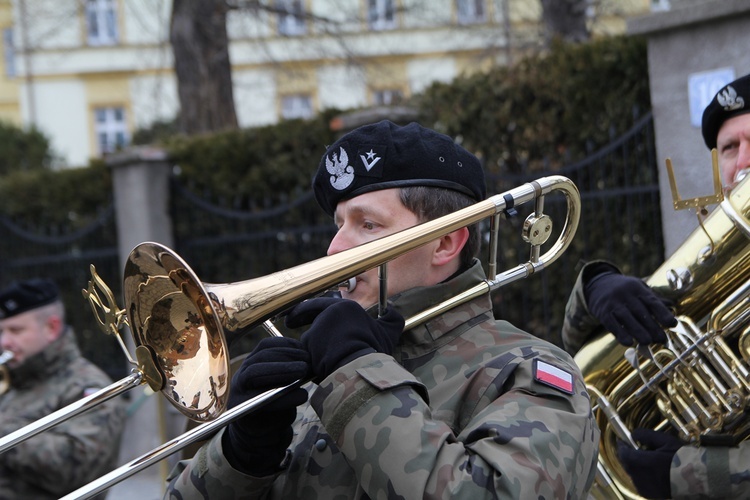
[166,110,341,209]
[0,35,648,225]
[0,160,112,230]
[416,35,650,175]
[0,121,54,176]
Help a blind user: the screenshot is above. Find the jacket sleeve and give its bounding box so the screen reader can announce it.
[310,351,599,499]
[561,260,620,354]
[0,378,125,496]
[670,441,750,498]
[164,427,281,500]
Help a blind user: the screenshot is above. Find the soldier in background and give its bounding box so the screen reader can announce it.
[0,278,126,499]
[166,120,599,498]
[562,73,750,498]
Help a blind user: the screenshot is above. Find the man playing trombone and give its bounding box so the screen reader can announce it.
[166,120,599,499]
[0,278,126,499]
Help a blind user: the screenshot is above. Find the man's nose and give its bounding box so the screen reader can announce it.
[327,229,353,256]
[738,140,750,173]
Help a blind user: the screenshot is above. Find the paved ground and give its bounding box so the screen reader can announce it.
[99,391,186,499]
[108,468,164,499]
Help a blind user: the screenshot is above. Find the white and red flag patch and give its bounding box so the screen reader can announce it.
[533,359,574,394]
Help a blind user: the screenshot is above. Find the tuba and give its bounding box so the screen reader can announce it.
[576,156,750,499]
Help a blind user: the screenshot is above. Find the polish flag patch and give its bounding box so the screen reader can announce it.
[533,359,574,394]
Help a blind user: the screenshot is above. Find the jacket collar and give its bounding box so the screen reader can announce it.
[389,260,493,357]
[8,327,80,389]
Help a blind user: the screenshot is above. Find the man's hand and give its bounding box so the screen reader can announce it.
[617,428,684,499]
[222,337,310,476]
[285,297,404,382]
[585,270,676,346]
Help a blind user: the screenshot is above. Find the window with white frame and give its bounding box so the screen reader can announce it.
[277,0,306,36]
[94,107,129,154]
[368,0,396,31]
[3,29,15,78]
[86,0,118,46]
[373,89,404,106]
[651,0,670,11]
[281,95,313,120]
[456,0,486,25]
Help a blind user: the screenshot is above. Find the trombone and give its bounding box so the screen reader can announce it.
[1,175,580,498]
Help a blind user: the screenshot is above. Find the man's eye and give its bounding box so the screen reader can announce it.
[363,222,374,230]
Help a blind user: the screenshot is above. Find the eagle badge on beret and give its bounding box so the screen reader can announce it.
[717,85,745,111]
[326,146,355,191]
[2,299,18,314]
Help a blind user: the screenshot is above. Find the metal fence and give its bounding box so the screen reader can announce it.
[0,204,127,380]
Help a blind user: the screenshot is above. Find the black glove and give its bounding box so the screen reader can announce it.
[585,269,676,346]
[617,428,684,499]
[285,297,404,382]
[222,336,310,476]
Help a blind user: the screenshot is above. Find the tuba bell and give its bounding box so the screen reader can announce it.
[576,157,750,499]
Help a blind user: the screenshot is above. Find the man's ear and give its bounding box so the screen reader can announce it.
[45,315,63,341]
[432,227,469,266]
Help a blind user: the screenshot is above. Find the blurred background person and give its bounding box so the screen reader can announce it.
[0,278,126,499]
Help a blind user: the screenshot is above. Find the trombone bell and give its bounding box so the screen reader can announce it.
[124,246,230,422]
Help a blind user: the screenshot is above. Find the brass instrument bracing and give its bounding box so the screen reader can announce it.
[577,171,750,500]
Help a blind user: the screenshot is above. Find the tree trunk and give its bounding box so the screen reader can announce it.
[540,0,590,44]
[170,0,238,135]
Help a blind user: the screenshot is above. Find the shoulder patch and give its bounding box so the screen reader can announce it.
[533,359,574,394]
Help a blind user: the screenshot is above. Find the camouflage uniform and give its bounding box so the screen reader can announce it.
[562,261,750,498]
[0,328,126,499]
[167,261,599,499]
[560,261,611,355]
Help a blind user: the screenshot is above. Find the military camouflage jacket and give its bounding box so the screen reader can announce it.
[166,261,599,499]
[0,328,126,499]
[560,260,611,355]
[562,261,750,498]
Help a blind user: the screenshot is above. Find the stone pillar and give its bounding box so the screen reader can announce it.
[627,0,750,257]
[108,146,174,258]
[105,146,184,496]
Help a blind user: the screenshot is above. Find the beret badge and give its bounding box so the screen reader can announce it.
[717,85,745,111]
[326,147,355,191]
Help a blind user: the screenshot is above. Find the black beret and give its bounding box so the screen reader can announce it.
[313,120,486,217]
[702,73,750,149]
[0,279,60,320]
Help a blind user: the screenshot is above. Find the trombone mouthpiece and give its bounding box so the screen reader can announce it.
[340,277,357,293]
